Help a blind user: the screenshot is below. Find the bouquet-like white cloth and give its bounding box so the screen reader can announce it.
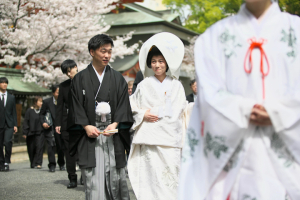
[95,102,111,122]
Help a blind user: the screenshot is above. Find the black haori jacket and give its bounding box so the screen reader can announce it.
[67,64,133,169]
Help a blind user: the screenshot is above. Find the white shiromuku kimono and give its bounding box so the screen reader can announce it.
[128,76,187,200]
[179,2,300,200]
[127,32,191,200]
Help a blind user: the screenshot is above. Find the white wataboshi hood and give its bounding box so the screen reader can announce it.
[139,32,185,79]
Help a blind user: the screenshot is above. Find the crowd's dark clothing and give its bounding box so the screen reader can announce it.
[40,97,65,168]
[132,70,144,94]
[186,93,195,103]
[61,130,77,181]
[23,108,44,167]
[23,108,44,136]
[44,134,57,168]
[56,79,77,182]
[67,64,133,169]
[0,92,17,167]
[0,93,17,128]
[0,127,13,166]
[26,134,44,168]
[56,79,71,131]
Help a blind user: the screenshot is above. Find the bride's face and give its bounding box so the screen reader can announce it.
[151,55,167,76]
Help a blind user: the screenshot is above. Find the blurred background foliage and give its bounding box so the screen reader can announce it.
[163,0,300,34]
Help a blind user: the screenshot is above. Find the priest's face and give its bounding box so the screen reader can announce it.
[151,55,167,76]
[90,43,112,68]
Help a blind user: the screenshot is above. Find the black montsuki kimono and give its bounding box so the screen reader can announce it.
[67,64,133,169]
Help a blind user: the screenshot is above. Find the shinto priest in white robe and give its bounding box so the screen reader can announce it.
[178,2,300,200]
[128,32,193,200]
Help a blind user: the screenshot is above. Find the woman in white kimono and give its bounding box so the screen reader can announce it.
[128,32,189,200]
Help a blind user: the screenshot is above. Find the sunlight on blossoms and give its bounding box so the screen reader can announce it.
[0,0,138,87]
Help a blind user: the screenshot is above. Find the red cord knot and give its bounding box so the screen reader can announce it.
[243,38,270,99]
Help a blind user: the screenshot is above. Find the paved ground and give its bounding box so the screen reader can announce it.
[0,158,136,200]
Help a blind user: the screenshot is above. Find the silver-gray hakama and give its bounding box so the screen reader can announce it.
[81,114,129,200]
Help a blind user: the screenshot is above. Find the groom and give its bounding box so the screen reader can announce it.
[67,34,133,199]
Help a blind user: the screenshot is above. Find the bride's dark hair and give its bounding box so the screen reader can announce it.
[146,46,169,72]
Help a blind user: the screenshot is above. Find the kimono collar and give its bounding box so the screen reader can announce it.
[238,2,281,27]
[92,64,106,84]
[139,32,184,80]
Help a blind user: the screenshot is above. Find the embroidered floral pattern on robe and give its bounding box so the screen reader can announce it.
[204,132,228,159]
[224,140,244,172]
[271,132,295,168]
[187,128,199,158]
[141,145,151,162]
[162,166,179,190]
[242,194,257,200]
[219,29,242,58]
[281,27,297,59]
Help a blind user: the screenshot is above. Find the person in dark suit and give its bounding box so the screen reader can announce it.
[22,96,44,169]
[186,79,197,103]
[40,85,65,172]
[132,70,144,94]
[55,59,79,188]
[127,80,134,96]
[0,77,17,172]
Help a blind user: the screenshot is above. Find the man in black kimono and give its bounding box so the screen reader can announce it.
[40,85,65,172]
[0,77,17,172]
[55,59,79,188]
[68,34,133,199]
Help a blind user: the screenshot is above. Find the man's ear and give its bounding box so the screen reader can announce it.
[90,49,94,57]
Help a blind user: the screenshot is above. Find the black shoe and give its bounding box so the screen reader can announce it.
[67,181,77,189]
[0,166,5,172]
[49,166,55,173]
[80,176,84,185]
[4,165,9,171]
[59,166,66,171]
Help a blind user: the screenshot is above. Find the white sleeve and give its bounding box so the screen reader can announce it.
[129,83,147,130]
[195,33,256,129]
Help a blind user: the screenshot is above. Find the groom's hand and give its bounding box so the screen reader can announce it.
[83,125,100,138]
[103,122,118,137]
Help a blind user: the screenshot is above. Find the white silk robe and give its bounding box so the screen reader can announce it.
[179,3,300,200]
[128,76,189,200]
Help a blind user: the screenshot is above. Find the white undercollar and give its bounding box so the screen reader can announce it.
[92,65,106,84]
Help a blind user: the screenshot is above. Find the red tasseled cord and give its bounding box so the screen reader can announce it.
[243,38,270,100]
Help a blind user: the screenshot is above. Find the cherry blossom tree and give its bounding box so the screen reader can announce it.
[0,0,138,86]
[181,36,198,79]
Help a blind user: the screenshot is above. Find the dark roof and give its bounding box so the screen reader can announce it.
[0,68,51,96]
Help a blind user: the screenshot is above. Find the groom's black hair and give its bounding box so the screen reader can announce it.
[88,34,114,55]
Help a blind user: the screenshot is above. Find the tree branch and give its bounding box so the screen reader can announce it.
[48,44,66,63]
[30,37,58,56]
[12,0,22,32]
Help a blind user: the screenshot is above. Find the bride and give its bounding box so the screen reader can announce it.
[128,32,191,200]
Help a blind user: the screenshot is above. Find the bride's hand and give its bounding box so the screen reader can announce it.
[143,109,159,122]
